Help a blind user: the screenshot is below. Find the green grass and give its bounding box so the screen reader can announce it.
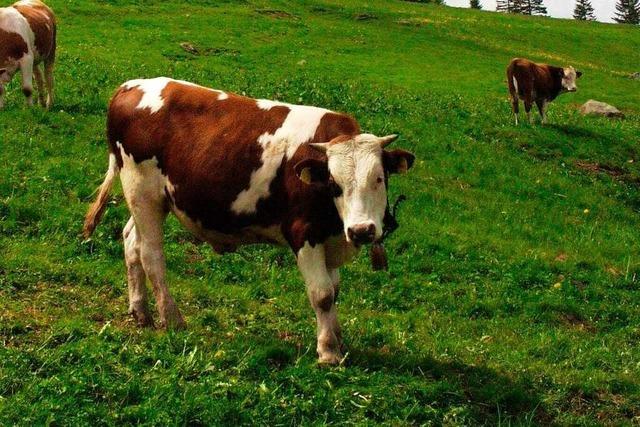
[1,0,640,424]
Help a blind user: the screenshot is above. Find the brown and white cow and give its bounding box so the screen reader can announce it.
[0,0,56,109]
[507,58,582,125]
[83,77,415,364]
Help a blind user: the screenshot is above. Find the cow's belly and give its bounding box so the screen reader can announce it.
[171,203,286,253]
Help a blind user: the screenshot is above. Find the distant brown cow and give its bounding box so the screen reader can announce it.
[507,58,582,125]
[0,0,56,109]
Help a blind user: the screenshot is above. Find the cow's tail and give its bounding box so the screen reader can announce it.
[83,152,119,238]
[507,64,519,101]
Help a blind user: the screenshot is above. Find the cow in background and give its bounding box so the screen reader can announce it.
[507,58,582,125]
[0,0,56,109]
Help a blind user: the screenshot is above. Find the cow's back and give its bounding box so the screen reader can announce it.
[108,78,359,234]
[12,0,55,61]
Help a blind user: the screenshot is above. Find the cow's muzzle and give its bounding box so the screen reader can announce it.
[347,223,376,246]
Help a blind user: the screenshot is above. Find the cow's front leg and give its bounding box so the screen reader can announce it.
[123,217,154,328]
[19,56,34,107]
[536,99,548,124]
[524,97,534,125]
[33,65,46,107]
[297,242,342,365]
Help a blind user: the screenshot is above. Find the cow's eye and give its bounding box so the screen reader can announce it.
[328,178,342,198]
[330,182,342,197]
[376,177,383,184]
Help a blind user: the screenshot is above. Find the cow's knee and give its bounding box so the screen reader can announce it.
[309,286,335,312]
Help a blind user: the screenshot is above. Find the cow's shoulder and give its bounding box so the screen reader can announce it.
[0,26,28,63]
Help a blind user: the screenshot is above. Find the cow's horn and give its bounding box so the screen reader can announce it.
[309,142,329,153]
[379,134,398,148]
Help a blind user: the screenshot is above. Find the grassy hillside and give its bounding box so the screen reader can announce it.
[1,0,640,424]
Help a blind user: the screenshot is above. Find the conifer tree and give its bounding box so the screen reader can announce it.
[614,0,640,24]
[497,0,520,13]
[574,0,596,20]
[470,0,482,9]
[519,0,547,15]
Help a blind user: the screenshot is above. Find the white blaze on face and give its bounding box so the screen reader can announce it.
[326,134,387,242]
[562,67,579,92]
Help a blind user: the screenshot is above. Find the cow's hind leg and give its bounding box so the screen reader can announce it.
[297,242,342,365]
[121,161,185,330]
[123,217,154,327]
[511,97,520,125]
[134,205,185,329]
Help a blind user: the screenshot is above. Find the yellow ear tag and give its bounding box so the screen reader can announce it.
[300,168,312,184]
[398,158,408,174]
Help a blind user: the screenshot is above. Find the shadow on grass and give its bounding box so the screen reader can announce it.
[544,123,603,140]
[347,347,551,424]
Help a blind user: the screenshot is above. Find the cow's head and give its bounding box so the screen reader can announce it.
[561,66,582,93]
[295,134,415,246]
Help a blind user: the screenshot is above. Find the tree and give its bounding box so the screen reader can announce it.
[574,0,596,20]
[519,0,547,15]
[614,0,640,24]
[470,0,482,9]
[496,0,522,13]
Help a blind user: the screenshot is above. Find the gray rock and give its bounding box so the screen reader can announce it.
[579,100,624,118]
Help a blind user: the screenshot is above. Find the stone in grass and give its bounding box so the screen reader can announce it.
[629,72,640,80]
[579,100,624,118]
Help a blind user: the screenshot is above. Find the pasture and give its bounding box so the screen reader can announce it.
[1,0,640,424]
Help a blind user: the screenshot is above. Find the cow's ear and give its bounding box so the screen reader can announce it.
[576,70,583,78]
[294,158,329,184]
[383,149,415,175]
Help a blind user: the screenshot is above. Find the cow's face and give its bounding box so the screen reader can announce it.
[561,66,582,92]
[295,134,415,246]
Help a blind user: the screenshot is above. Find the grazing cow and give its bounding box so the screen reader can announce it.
[507,58,582,125]
[83,78,415,364]
[0,0,56,109]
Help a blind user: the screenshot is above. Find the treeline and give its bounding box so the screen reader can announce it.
[409,0,640,24]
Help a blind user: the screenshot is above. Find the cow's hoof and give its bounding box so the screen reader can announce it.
[317,352,343,366]
[129,307,154,328]
[160,309,187,330]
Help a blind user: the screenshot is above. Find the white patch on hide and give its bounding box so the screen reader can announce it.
[230,104,329,214]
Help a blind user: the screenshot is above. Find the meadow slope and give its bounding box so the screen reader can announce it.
[1,0,640,424]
